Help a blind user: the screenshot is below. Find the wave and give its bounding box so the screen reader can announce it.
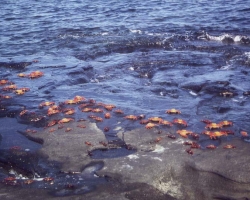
[198,32,250,45]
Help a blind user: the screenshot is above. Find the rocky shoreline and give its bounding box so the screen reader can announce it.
[1,118,249,200]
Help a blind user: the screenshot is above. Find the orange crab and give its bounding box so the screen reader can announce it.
[65,109,75,115]
[176,129,192,138]
[205,123,222,130]
[92,108,104,113]
[47,120,58,127]
[94,117,103,122]
[1,95,12,99]
[124,115,137,120]
[202,131,225,138]
[20,110,28,116]
[82,108,92,112]
[223,144,236,149]
[24,179,35,185]
[114,109,124,114]
[58,118,74,124]
[219,120,233,127]
[104,104,116,111]
[65,128,72,132]
[14,89,26,95]
[3,84,17,91]
[206,145,216,149]
[20,87,30,92]
[17,73,27,78]
[28,71,44,78]
[104,113,111,119]
[43,177,54,182]
[241,131,248,137]
[78,103,90,109]
[148,117,163,123]
[85,141,92,146]
[39,101,55,107]
[160,120,173,126]
[0,79,8,85]
[173,118,187,127]
[64,99,77,104]
[49,128,56,133]
[77,124,86,128]
[140,119,149,124]
[145,122,157,129]
[47,107,60,116]
[73,95,86,102]
[3,177,17,185]
[166,109,181,114]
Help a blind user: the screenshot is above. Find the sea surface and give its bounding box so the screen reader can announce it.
[0,0,250,197]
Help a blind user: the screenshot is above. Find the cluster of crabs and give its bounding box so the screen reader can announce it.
[1,70,249,155]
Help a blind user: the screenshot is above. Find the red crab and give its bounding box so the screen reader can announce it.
[206,145,216,149]
[58,118,74,124]
[173,118,187,127]
[176,129,193,138]
[166,109,181,114]
[205,123,222,130]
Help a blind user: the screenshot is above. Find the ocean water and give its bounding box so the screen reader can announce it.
[0,0,250,196]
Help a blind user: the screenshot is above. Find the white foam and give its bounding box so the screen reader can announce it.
[127,154,139,159]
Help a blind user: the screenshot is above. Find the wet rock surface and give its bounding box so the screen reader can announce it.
[1,119,249,200]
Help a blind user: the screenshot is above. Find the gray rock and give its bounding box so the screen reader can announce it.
[18,121,250,199]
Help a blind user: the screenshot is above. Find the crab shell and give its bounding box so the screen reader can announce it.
[82,108,92,112]
[140,119,149,124]
[205,123,222,130]
[219,120,233,127]
[148,117,163,123]
[94,117,103,122]
[145,122,157,129]
[18,73,27,77]
[47,120,57,127]
[43,177,54,182]
[65,128,72,132]
[0,79,8,85]
[241,131,248,137]
[104,113,111,119]
[65,110,75,115]
[73,95,86,102]
[176,129,192,138]
[166,109,181,114]
[58,118,74,124]
[124,115,137,120]
[206,145,216,149]
[104,104,116,111]
[14,89,25,95]
[40,101,55,107]
[92,108,104,113]
[209,131,226,139]
[20,110,28,116]
[173,119,187,127]
[160,120,173,126]
[223,144,236,149]
[114,109,124,114]
[77,124,86,128]
[64,99,77,104]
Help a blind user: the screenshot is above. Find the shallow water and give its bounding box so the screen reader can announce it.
[1,0,250,197]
